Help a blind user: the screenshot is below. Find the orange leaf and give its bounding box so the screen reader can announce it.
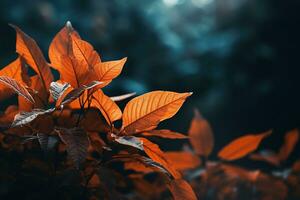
[48,21,79,70]
[0,57,29,101]
[140,138,181,179]
[218,130,272,161]
[249,150,280,166]
[49,22,93,88]
[164,151,201,171]
[70,33,101,69]
[168,179,197,200]
[11,25,53,91]
[92,90,122,125]
[188,109,214,157]
[122,91,192,134]
[141,129,188,139]
[278,129,299,161]
[94,57,126,85]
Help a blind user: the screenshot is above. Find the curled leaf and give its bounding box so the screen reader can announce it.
[218,130,272,161]
[11,108,55,127]
[0,76,34,104]
[50,82,70,101]
[114,136,144,151]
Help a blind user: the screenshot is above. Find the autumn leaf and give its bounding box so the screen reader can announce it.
[37,133,58,152]
[188,109,214,157]
[57,127,89,168]
[0,76,34,104]
[59,81,104,107]
[122,91,192,134]
[164,151,201,171]
[218,130,272,161]
[0,57,29,101]
[140,137,181,179]
[278,129,299,161]
[70,33,101,69]
[48,21,79,70]
[94,57,126,86]
[141,129,188,139]
[168,179,197,200]
[92,90,122,125]
[49,22,94,88]
[11,108,55,127]
[11,24,53,91]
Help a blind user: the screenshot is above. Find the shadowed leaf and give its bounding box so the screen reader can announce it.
[278,129,299,161]
[168,179,197,200]
[0,76,34,104]
[11,108,55,127]
[50,81,70,101]
[57,127,89,168]
[114,136,144,151]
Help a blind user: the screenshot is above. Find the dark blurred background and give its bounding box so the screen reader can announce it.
[0,0,299,163]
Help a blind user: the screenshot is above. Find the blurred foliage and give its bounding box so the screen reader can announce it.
[0,0,299,153]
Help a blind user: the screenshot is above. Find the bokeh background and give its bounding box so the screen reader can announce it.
[0,0,299,164]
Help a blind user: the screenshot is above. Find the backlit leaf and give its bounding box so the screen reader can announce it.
[218,130,272,161]
[188,109,214,157]
[92,90,122,125]
[110,92,136,102]
[11,25,53,91]
[122,91,192,134]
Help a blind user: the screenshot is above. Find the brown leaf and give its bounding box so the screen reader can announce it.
[0,76,34,104]
[141,137,181,179]
[278,129,299,161]
[168,179,197,200]
[57,127,89,168]
[141,129,188,139]
[218,130,272,161]
[188,109,214,157]
[11,24,53,91]
[122,91,192,134]
[11,108,55,127]
[164,151,201,171]
[92,90,122,125]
